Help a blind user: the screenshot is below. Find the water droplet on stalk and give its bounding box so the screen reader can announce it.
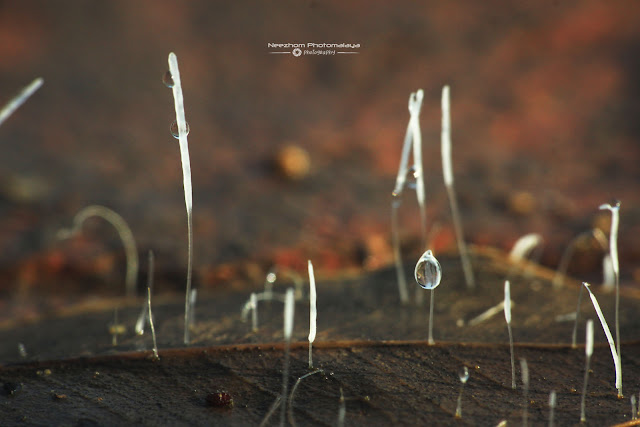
[459,366,469,383]
[414,250,442,290]
[163,70,174,88]
[170,121,190,139]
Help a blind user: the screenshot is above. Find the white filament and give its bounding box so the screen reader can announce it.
[284,288,295,340]
[509,233,543,262]
[0,77,43,128]
[586,319,594,357]
[308,260,317,343]
[250,292,258,332]
[469,300,513,326]
[504,280,512,324]
[584,282,622,397]
[168,52,194,345]
[602,254,615,291]
[441,85,474,289]
[441,85,453,186]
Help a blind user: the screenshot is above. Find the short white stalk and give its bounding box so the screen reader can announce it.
[580,319,594,422]
[0,77,43,128]
[441,85,474,289]
[632,395,637,421]
[58,205,138,299]
[280,288,295,426]
[455,366,469,418]
[584,282,622,398]
[548,390,556,427]
[250,293,258,332]
[504,280,516,389]
[308,260,317,369]
[287,368,324,426]
[521,358,529,426]
[337,388,346,427]
[167,52,194,345]
[414,250,442,345]
[147,260,160,362]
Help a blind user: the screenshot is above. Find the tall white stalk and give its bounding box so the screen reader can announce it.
[167,52,194,345]
[599,201,620,368]
[441,86,474,289]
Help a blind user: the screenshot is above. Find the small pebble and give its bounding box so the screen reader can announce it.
[206,390,234,408]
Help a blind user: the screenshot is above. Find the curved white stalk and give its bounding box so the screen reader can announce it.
[167,52,194,345]
[584,282,622,397]
[504,280,515,389]
[58,205,138,298]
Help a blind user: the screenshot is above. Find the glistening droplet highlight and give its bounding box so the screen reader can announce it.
[414,250,442,290]
[170,121,190,139]
[163,70,174,88]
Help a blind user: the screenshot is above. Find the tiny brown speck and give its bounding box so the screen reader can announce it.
[206,391,234,408]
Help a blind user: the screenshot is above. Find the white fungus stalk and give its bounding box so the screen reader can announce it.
[520,358,529,427]
[553,229,607,289]
[632,395,637,421]
[584,282,622,397]
[136,251,155,335]
[468,300,513,327]
[455,366,469,418]
[509,233,543,262]
[602,254,615,291]
[414,250,442,345]
[337,388,346,427]
[391,90,426,304]
[280,288,295,426]
[308,260,317,369]
[167,52,194,345]
[504,280,516,389]
[58,205,139,299]
[548,390,556,427]
[0,77,43,128]
[441,85,474,289]
[600,201,621,370]
[580,319,594,422]
[250,292,258,332]
[145,251,159,360]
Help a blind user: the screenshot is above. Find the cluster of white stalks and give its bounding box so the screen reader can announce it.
[391,89,426,305]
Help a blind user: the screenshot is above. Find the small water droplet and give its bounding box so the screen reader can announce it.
[414,250,442,290]
[405,166,418,190]
[266,270,277,284]
[170,121,190,139]
[163,70,174,88]
[459,366,469,383]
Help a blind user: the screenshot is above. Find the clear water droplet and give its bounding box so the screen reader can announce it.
[405,166,418,190]
[459,366,469,383]
[266,271,277,284]
[414,250,442,290]
[163,70,174,88]
[170,121,190,139]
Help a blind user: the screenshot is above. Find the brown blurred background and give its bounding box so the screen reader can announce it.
[1,1,639,305]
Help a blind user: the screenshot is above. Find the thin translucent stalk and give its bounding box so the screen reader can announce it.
[428,289,435,345]
[287,369,324,427]
[337,388,346,427]
[548,390,556,427]
[441,86,474,289]
[168,52,194,345]
[280,289,295,426]
[0,77,43,128]
[148,285,159,361]
[521,358,529,427]
[571,284,585,349]
[504,280,515,389]
[263,267,305,300]
[584,282,622,397]
[391,199,408,304]
[260,396,281,427]
[58,205,138,298]
[468,300,510,327]
[580,352,592,421]
[136,250,156,335]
